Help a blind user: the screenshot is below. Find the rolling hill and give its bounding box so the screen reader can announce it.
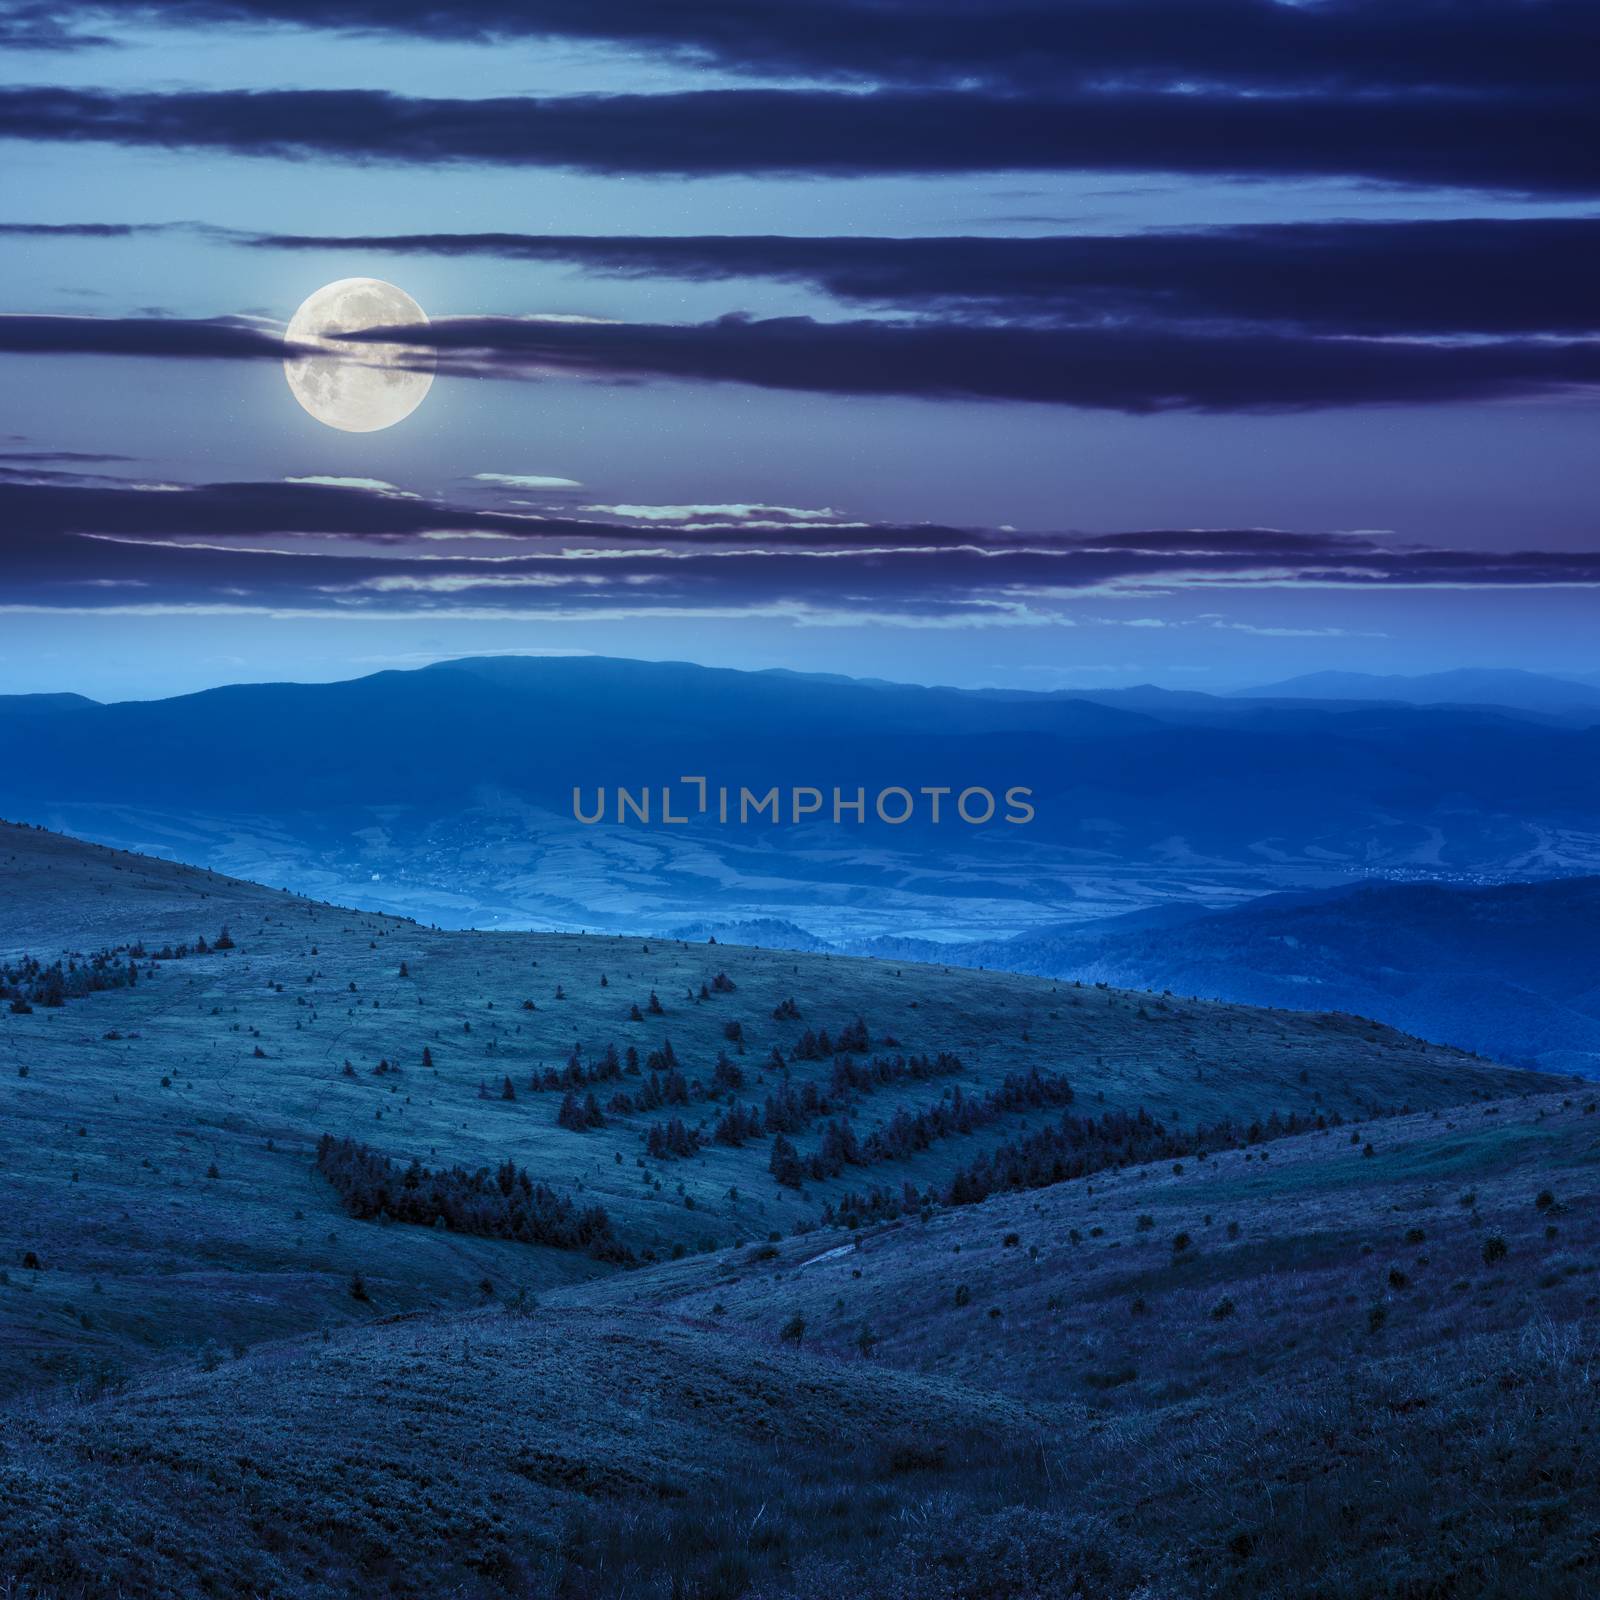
[973,878,1600,1078]
[0,824,1591,1598]
[1,821,1543,1401]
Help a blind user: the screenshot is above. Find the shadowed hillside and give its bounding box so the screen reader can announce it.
[0,822,1548,1396]
[5,1086,1595,1598]
[1,824,1591,1599]
[975,878,1600,1077]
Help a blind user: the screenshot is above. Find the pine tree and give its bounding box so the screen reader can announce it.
[769,1135,804,1188]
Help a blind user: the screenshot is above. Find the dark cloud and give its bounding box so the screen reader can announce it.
[240,218,1600,337]
[359,313,1600,413]
[0,476,982,546]
[26,216,1598,338]
[0,2,112,48]
[0,448,136,463]
[13,0,1598,95]
[0,313,283,360]
[7,474,1600,630]
[7,306,1599,413]
[0,83,1595,192]
[0,222,155,238]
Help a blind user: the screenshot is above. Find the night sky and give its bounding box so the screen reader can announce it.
[3,0,1597,700]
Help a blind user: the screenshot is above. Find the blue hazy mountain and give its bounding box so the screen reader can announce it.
[0,691,100,716]
[974,878,1600,1076]
[1236,667,1600,719]
[2,654,1599,938]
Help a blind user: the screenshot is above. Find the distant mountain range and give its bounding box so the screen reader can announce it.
[942,877,1600,1077]
[5,658,1598,1070]
[3,655,1600,945]
[1235,667,1600,719]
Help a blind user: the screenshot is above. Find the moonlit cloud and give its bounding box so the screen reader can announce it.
[584,504,845,523]
[12,308,1595,415]
[4,0,1597,695]
[284,475,414,494]
[7,473,1600,637]
[473,472,584,490]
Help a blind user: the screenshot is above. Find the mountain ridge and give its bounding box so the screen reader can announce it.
[4,654,1599,940]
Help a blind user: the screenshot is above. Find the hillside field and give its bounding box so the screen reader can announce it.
[1,822,1594,1599]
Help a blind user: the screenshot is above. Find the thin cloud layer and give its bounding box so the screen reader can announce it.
[8,474,1600,631]
[6,310,1598,414]
[352,313,1600,413]
[14,0,1598,95]
[237,219,1600,338]
[1,84,1596,192]
[0,313,285,360]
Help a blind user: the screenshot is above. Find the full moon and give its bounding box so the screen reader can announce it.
[283,278,435,432]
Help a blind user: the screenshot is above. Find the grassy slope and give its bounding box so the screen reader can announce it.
[3,823,1595,1599]
[0,823,1546,1397]
[558,1092,1600,1411]
[0,818,298,958]
[1,1304,1042,1600]
[5,1095,1596,1599]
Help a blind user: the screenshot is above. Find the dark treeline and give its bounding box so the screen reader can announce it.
[790,1017,871,1060]
[314,1134,632,1263]
[529,1039,739,1108]
[532,1016,873,1097]
[829,1049,963,1096]
[824,1104,1349,1225]
[774,1067,1077,1186]
[3,927,235,1014]
[534,1040,629,1091]
[3,949,136,1012]
[645,1098,764,1157]
[642,1052,1049,1170]
[646,1117,704,1159]
[861,1067,1076,1164]
[765,1050,967,1142]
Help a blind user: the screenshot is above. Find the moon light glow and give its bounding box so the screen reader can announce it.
[283,278,435,432]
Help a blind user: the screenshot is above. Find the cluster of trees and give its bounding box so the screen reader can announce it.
[314,1134,631,1263]
[761,1068,1073,1186]
[762,1079,842,1136]
[646,1117,702,1158]
[3,947,136,1012]
[527,1039,739,1103]
[824,1104,1348,1224]
[639,1096,768,1160]
[857,1070,1076,1166]
[557,1090,607,1130]
[2,926,238,1015]
[789,1017,871,1060]
[711,1102,764,1146]
[531,1042,627,1091]
[538,1041,756,1121]
[828,1049,963,1096]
